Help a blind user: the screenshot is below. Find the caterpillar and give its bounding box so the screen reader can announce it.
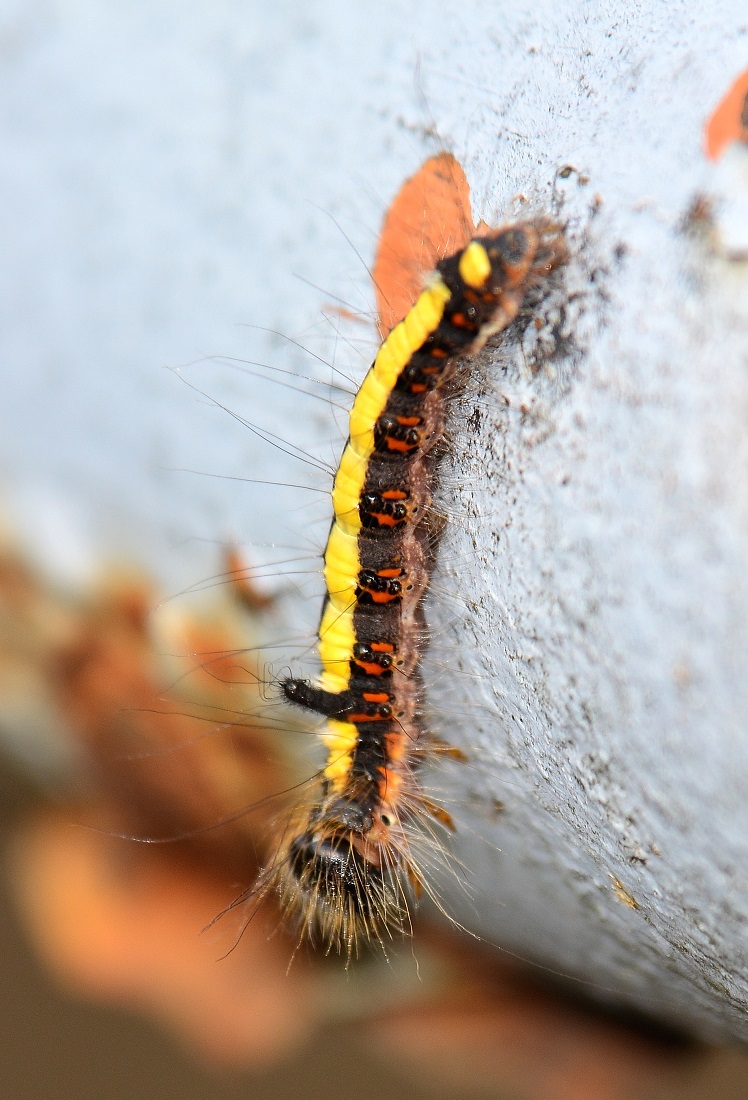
[250,177,567,958]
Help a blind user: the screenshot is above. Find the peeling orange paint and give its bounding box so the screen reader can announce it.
[705,69,748,161]
[372,152,490,334]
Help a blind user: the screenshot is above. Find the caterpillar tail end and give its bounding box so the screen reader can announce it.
[274,826,417,961]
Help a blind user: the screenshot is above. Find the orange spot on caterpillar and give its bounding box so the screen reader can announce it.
[368,512,403,527]
[705,69,748,161]
[383,437,416,454]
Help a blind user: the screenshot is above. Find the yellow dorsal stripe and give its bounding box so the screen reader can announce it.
[321,718,359,788]
[331,276,451,536]
[319,274,453,780]
[323,522,359,613]
[318,597,355,691]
